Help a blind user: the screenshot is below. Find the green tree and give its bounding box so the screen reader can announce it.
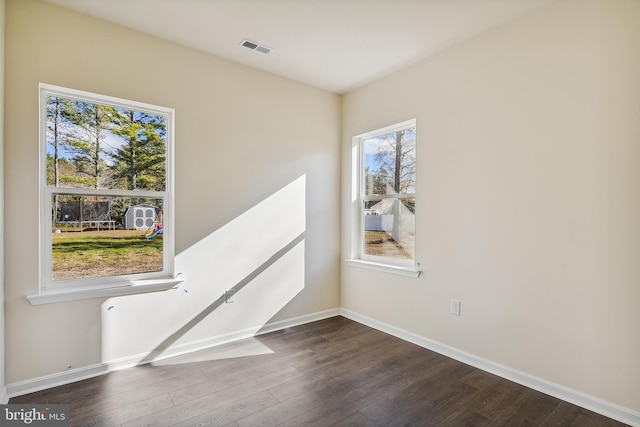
[47,96,81,225]
[46,96,68,187]
[64,101,116,189]
[111,110,166,191]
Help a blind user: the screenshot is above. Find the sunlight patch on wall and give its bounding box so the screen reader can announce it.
[101,175,306,363]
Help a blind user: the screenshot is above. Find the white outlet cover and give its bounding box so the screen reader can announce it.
[451,299,461,316]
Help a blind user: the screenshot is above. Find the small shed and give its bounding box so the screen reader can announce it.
[124,204,158,230]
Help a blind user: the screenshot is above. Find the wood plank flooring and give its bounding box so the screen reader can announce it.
[10,316,627,426]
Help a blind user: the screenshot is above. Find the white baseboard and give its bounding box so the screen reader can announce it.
[6,308,340,399]
[255,308,341,336]
[7,306,638,427]
[0,385,8,404]
[340,308,640,427]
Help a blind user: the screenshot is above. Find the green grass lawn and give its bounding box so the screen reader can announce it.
[52,230,163,280]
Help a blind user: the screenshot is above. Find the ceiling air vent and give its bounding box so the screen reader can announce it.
[240,38,272,55]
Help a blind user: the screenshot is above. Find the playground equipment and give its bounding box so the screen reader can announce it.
[57,198,115,231]
[144,209,163,239]
[145,222,163,239]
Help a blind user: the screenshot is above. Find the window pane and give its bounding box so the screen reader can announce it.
[363,127,416,196]
[46,95,167,191]
[363,198,415,259]
[51,194,164,281]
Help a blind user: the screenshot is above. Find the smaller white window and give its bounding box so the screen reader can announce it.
[350,119,418,276]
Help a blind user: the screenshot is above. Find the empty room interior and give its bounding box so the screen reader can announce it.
[1,0,639,425]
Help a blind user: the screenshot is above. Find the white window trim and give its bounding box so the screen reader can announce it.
[30,83,182,305]
[347,119,421,277]
[27,277,184,305]
[345,259,420,278]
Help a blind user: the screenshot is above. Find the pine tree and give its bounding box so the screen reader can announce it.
[110,109,166,191]
[63,101,116,188]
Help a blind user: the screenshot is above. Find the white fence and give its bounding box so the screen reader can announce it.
[365,214,394,231]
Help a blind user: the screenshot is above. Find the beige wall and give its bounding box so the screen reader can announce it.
[342,0,639,413]
[0,0,6,403]
[4,0,639,417]
[4,0,340,383]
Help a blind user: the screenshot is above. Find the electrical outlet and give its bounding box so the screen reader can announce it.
[225,289,235,303]
[450,299,461,316]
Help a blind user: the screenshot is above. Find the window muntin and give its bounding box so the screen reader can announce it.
[40,84,174,291]
[357,120,416,267]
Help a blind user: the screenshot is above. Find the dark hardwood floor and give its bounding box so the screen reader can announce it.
[10,316,627,426]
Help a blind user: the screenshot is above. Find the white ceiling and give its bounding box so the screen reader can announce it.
[44,0,552,94]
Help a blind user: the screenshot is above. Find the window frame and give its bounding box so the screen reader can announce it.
[30,83,181,304]
[349,119,420,277]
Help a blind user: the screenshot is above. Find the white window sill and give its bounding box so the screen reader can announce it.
[345,259,421,278]
[27,277,184,305]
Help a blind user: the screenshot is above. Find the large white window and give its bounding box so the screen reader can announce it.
[30,84,180,304]
[350,119,419,276]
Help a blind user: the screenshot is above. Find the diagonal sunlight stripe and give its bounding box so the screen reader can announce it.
[137,232,305,364]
